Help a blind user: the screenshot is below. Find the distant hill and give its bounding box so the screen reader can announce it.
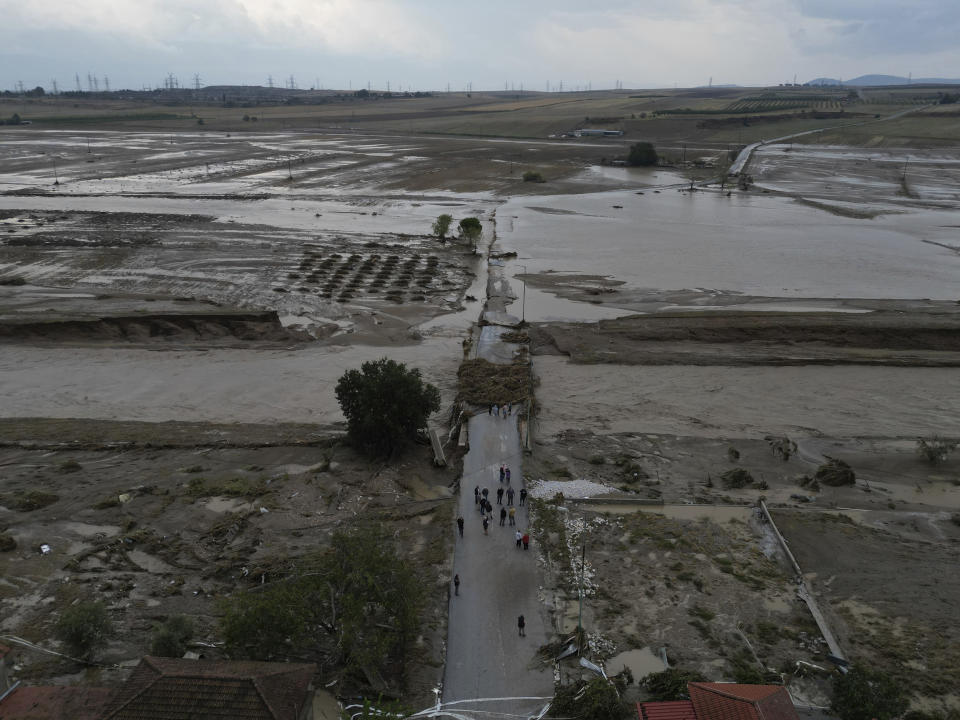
[807,74,960,87]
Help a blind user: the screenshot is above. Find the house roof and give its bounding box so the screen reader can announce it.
[638,700,697,720]
[99,656,316,720]
[0,685,112,720]
[688,683,799,720]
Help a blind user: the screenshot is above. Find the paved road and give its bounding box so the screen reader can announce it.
[442,409,552,717]
[729,103,934,175]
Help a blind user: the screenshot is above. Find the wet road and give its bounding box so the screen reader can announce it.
[442,409,552,716]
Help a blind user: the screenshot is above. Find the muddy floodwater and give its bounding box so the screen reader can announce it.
[498,187,960,319]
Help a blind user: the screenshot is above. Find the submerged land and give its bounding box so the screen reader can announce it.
[0,84,958,714]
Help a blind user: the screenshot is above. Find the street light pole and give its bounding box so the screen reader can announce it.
[519,264,527,324]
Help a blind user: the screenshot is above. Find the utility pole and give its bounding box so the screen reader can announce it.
[577,544,586,652]
[51,79,58,95]
[75,73,82,93]
[52,156,60,185]
[104,76,110,92]
[267,75,274,88]
[193,73,201,90]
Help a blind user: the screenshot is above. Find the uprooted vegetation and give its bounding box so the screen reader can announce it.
[814,457,856,486]
[457,358,533,406]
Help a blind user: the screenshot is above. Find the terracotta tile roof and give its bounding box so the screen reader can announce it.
[99,656,316,720]
[638,700,698,720]
[0,685,112,720]
[688,683,799,720]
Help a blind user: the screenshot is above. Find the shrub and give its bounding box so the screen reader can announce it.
[916,436,958,465]
[522,170,546,183]
[720,468,754,488]
[151,615,194,657]
[2,491,59,511]
[627,142,658,166]
[815,457,856,486]
[56,601,112,660]
[0,533,16,552]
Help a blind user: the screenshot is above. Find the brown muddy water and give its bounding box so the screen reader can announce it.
[498,186,960,321]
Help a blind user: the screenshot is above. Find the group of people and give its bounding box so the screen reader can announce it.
[455,460,532,637]
[489,403,514,417]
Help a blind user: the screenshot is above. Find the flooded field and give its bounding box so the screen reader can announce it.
[497,185,960,319]
[3,127,960,707]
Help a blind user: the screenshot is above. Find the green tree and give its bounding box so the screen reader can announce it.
[627,142,658,166]
[219,581,310,660]
[56,601,112,660]
[641,668,707,701]
[549,678,631,720]
[219,525,424,679]
[457,217,482,251]
[335,358,440,458]
[151,615,194,657]
[432,213,453,240]
[832,666,908,720]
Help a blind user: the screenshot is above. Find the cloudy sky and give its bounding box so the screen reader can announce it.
[1,0,958,92]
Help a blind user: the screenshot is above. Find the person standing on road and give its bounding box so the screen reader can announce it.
[483,516,489,535]
[508,402,512,415]
[522,532,530,550]
[496,487,504,504]
[508,506,516,526]
[519,488,527,506]
[518,615,525,637]
[493,404,499,416]
[506,487,515,505]
[500,507,507,526]
[505,468,511,484]
[499,465,505,483]
[515,529,522,548]
[454,574,460,596]
[474,486,479,505]
[482,487,489,500]
[457,516,464,537]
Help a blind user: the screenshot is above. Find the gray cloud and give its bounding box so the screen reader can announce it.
[1,0,957,91]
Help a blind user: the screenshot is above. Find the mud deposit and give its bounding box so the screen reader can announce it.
[0,425,457,702]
